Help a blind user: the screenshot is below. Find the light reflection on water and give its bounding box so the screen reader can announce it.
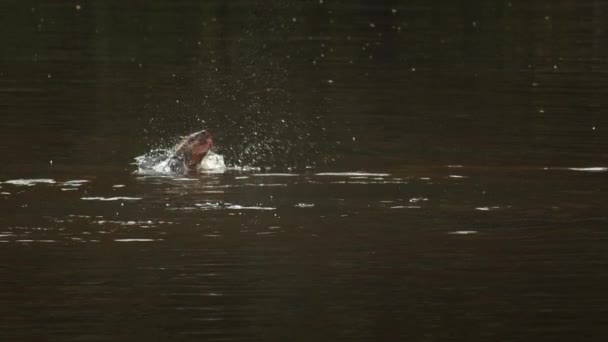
[1,168,606,248]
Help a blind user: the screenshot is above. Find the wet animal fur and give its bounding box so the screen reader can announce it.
[168,130,213,173]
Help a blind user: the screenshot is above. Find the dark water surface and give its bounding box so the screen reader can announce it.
[2,1,608,341]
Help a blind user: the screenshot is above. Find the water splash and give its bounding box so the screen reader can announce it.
[134,149,226,174]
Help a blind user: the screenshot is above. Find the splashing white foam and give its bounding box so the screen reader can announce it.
[198,151,226,172]
[135,149,226,174]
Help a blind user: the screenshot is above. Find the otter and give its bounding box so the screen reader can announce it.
[167,129,214,173]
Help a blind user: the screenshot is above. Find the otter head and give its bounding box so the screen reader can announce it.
[174,129,213,170]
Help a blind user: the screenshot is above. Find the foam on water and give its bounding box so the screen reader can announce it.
[135,149,226,174]
[198,151,226,172]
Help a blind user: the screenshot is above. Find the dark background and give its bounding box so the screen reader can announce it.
[1,0,606,173]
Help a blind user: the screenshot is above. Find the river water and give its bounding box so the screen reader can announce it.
[1,1,608,341]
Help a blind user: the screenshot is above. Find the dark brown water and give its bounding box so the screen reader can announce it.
[2,1,608,341]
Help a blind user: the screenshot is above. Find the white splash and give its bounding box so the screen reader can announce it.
[198,151,226,172]
[448,231,478,235]
[135,149,226,174]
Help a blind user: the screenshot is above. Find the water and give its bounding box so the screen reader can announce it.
[2,1,608,341]
[135,149,226,174]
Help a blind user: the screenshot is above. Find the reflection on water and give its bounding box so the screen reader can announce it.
[2,0,608,341]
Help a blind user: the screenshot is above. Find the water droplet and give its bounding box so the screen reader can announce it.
[76,4,81,11]
[391,8,398,14]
